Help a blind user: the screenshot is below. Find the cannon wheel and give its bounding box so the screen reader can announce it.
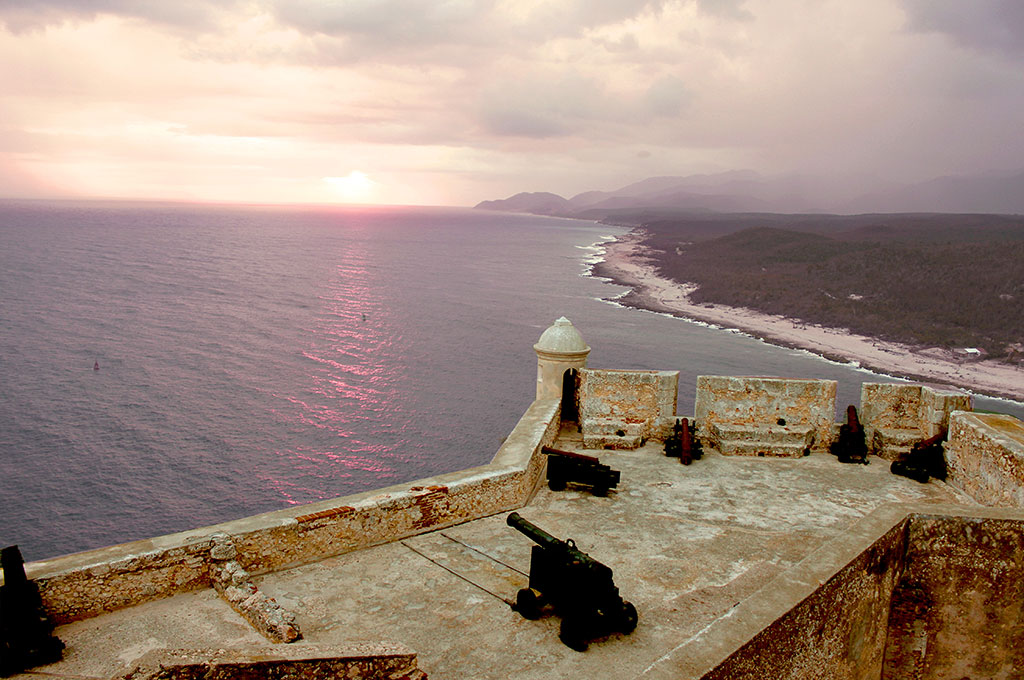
[515,588,544,620]
[559,616,589,652]
[548,478,567,492]
[619,601,638,634]
[592,484,608,497]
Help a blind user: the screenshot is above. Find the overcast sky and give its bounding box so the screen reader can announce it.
[1,0,1022,206]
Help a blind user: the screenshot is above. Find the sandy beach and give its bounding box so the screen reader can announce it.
[593,230,1024,402]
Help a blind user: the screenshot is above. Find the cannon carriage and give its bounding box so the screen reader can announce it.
[506,512,637,651]
[543,447,620,496]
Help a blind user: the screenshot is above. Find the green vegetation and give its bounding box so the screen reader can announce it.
[636,215,1024,357]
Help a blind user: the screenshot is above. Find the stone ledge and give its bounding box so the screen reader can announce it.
[117,644,424,680]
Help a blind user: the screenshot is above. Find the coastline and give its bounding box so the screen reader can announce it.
[590,229,1024,403]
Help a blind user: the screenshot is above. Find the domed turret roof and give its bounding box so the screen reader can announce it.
[534,317,590,355]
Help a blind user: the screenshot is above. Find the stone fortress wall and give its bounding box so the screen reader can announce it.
[22,397,562,624]
[945,410,1024,507]
[6,318,1024,677]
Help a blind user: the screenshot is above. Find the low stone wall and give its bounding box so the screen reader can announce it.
[23,398,562,624]
[578,369,678,444]
[694,376,837,453]
[945,411,1024,508]
[859,383,972,459]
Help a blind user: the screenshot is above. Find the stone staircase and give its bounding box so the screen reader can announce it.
[707,422,815,458]
[581,418,644,449]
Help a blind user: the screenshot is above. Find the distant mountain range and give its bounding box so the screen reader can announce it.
[474,169,1024,216]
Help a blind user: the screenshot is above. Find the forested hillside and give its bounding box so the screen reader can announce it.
[636,215,1024,356]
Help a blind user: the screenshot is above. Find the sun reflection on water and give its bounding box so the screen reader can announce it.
[261,235,407,503]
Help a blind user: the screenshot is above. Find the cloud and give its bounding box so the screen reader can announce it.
[1,0,1023,206]
[474,69,635,140]
[0,0,237,33]
[695,0,752,20]
[901,0,1024,56]
[0,0,670,66]
[265,0,671,65]
[477,109,570,138]
[645,75,691,116]
[596,32,640,53]
[269,0,493,48]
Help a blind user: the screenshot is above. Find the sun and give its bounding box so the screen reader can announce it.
[323,171,378,203]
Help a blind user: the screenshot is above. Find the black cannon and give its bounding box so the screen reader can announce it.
[506,512,637,651]
[1,546,64,676]
[830,405,869,464]
[543,447,620,496]
[890,432,947,483]
[664,418,703,465]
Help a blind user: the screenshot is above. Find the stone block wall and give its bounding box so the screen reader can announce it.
[859,383,972,458]
[23,399,562,624]
[693,376,837,451]
[945,411,1024,508]
[919,386,972,437]
[882,514,1024,679]
[578,369,678,438]
[859,383,925,442]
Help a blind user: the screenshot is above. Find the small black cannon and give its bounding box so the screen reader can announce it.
[664,418,702,465]
[1,545,64,676]
[543,447,620,496]
[507,512,637,651]
[890,432,947,483]
[830,405,869,464]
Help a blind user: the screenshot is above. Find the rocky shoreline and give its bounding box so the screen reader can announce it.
[591,229,1024,403]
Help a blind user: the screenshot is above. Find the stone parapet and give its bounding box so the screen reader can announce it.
[859,383,972,459]
[945,411,1024,508]
[694,376,837,454]
[578,369,678,448]
[23,399,562,624]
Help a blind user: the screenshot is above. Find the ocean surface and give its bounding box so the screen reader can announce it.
[2,200,1021,561]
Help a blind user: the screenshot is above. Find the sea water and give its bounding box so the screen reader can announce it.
[1,200,1020,560]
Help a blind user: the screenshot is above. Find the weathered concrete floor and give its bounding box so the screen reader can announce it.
[21,433,971,680]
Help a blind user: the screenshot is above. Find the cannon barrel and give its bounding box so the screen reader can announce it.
[846,405,861,432]
[507,512,564,550]
[542,446,599,463]
[2,544,29,586]
[680,417,693,449]
[913,431,945,451]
